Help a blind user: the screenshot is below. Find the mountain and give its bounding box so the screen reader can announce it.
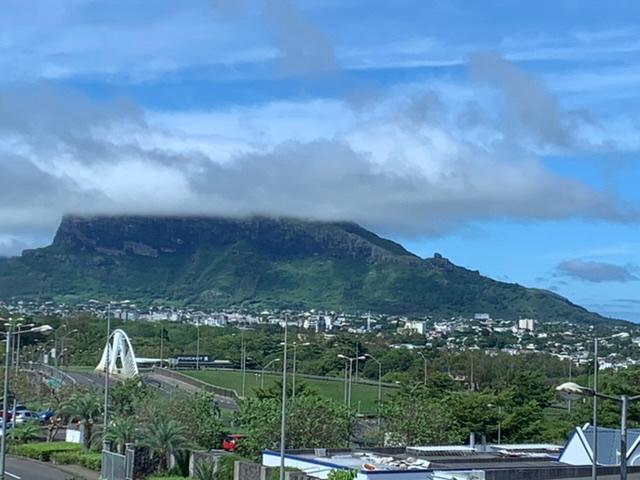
[0,215,610,323]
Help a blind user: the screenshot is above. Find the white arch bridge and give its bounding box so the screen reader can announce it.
[95,329,141,378]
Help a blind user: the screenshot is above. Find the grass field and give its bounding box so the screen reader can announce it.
[184,369,396,414]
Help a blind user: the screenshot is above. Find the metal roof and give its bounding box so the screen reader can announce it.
[582,426,640,465]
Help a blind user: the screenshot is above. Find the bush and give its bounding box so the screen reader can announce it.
[51,449,102,471]
[147,477,189,480]
[9,442,83,461]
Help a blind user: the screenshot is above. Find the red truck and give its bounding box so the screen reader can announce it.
[221,434,245,452]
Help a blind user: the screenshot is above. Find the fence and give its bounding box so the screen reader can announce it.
[102,441,135,480]
[27,362,78,385]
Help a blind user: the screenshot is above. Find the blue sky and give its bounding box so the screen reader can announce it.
[1,0,640,320]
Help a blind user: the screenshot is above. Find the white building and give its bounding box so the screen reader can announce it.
[404,320,427,335]
[518,318,536,331]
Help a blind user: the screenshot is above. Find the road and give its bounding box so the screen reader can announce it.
[4,455,81,480]
[65,370,104,391]
[142,372,238,410]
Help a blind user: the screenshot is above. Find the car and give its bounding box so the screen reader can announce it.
[221,434,245,452]
[38,410,55,425]
[14,411,38,424]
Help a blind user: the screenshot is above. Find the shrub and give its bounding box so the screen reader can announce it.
[51,449,101,471]
[9,442,83,461]
[147,476,189,480]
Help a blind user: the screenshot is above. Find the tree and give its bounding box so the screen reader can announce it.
[13,423,40,444]
[167,392,225,449]
[106,416,138,454]
[59,392,102,448]
[142,418,190,473]
[236,381,354,456]
[381,386,461,445]
[109,378,152,417]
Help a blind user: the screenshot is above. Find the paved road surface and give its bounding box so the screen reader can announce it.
[143,372,238,410]
[5,455,74,480]
[65,371,104,391]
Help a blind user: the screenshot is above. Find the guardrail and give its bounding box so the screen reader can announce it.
[197,367,401,389]
[148,367,241,401]
[26,362,78,385]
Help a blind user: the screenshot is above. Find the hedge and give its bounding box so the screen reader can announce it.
[9,442,83,462]
[147,477,189,480]
[51,450,102,471]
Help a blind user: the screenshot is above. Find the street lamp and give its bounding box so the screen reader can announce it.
[13,323,35,373]
[364,353,382,425]
[195,320,201,371]
[281,341,310,401]
[337,354,366,409]
[261,358,282,388]
[56,328,78,368]
[556,382,640,480]
[279,317,289,480]
[0,321,52,480]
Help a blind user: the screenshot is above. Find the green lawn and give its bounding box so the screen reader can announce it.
[184,369,395,414]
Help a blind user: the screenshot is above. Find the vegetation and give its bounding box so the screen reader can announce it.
[0,215,607,322]
[12,423,41,444]
[235,381,354,457]
[8,442,83,461]
[59,392,102,449]
[142,419,190,473]
[51,450,102,470]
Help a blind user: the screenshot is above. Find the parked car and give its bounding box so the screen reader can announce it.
[14,411,38,424]
[38,410,55,425]
[221,434,245,452]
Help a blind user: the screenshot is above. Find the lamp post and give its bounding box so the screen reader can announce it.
[556,382,640,480]
[365,353,382,425]
[0,321,52,480]
[103,301,112,435]
[418,351,427,385]
[195,320,201,370]
[261,358,281,388]
[279,317,288,480]
[337,354,366,409]
[287,342,310,401]
[57,328,78,368]
[13,323,35,373]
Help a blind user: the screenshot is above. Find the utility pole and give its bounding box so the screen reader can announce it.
[103,302,112,433]
[0,323,13,480]
[279,317,288,480]
[592,339,598,480]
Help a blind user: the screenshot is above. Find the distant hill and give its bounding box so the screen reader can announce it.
[0,215,613,323]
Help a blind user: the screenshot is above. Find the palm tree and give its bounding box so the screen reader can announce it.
[105,416,137,454]
[13,423,40,444]
[142,418,190,473]
[59,392,102,448]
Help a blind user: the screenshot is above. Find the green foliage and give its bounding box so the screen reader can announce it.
[235,382,354,457]
[192,460,216,480]
[109,378,152,417]
[105,416,139,454]
[381,385,462,445]
[59,391,102,448]
[328,470,358,480]
[214,454,246,480]
[169,392,225,449]
[51,450,102,471]
[142,418,191,473]
[12,423,41,444]
[9,441,82,461]
[0,215,607,322]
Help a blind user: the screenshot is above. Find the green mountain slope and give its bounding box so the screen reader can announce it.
[0,215,610,322]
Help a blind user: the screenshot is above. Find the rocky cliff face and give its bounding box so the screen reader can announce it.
[51,215,417,262]
[0,215,611,323]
